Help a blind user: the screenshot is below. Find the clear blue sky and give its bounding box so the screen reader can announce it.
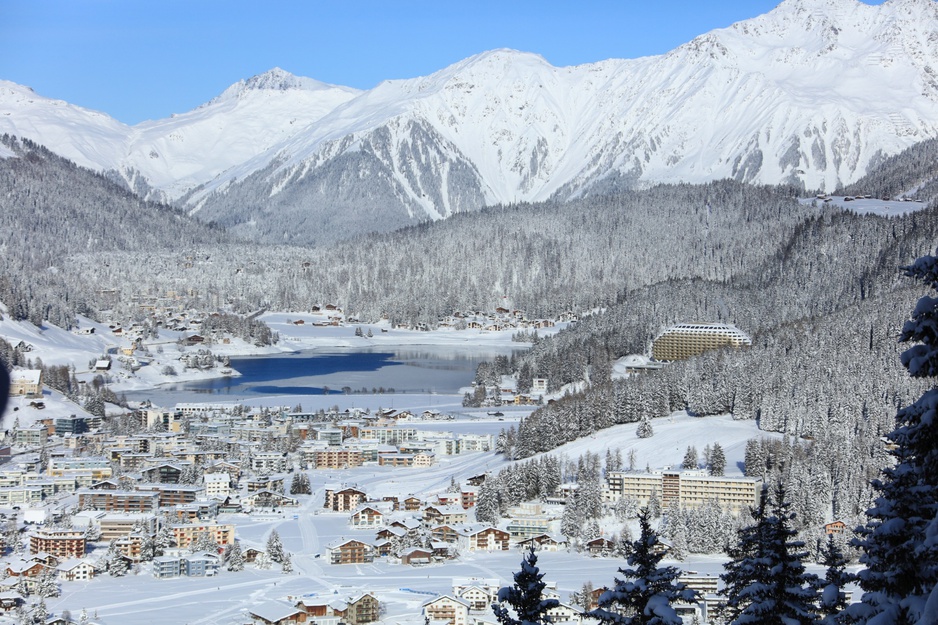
[0,0,886,125]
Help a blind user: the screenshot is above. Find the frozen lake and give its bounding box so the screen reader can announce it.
[125,344,521,405]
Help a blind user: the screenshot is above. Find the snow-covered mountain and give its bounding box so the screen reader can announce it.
[2,0,938,243]
[0,68,361,202]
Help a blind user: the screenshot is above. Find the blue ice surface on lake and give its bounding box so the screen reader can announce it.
[141,346,519,399]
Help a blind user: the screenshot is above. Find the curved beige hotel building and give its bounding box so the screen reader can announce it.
[652,322,752,361]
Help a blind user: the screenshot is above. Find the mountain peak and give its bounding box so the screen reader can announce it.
[414,48,555,91]
[208,68,359,106]
[242,67,317,91]
[452,48,552,73]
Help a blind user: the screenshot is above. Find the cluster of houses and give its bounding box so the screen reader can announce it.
[0,394,506,601]
[286,304,577,333]
[320,482,575,567]
[434,308,577,333]
[246,591,379,625]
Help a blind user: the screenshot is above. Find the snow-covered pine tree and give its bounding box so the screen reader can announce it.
[281,551,293,574]
[226,541,245,571]
[851,253,938,625]
[571,581,596,611]
[616,524,634,558]
[815,534,851,624]
[15,575,28,598]
[615,495,638,522]
[584,519,602,542]
[588,507,698,625]
[492,546,559,625]
[577,464,604,520]
[32,597,48,624]
[475,479,502,525]
[139,532,159,561]
[108,548,128,577]
[290,472,311,495]
[35,568,58,598]
[709,443,726,477]
[681,446,698,470]
[647,490,662,519]
[84,518,101,542]
[191,529,218,554]
[743,439,765,478]
[266,529,284,564]
[155,524,174,552]
[636,417,654,439]
[720,484,818,625]
[560,496,582,541]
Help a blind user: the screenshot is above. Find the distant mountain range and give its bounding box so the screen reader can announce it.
[2,0,938,245]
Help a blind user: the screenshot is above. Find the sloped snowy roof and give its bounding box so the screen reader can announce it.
[247,600,305,622]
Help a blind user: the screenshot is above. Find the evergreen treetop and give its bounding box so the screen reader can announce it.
[589,507,697,625]
[492,546,559,625]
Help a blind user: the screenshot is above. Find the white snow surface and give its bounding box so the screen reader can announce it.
[3,0,938,215]
[800,195,930,216]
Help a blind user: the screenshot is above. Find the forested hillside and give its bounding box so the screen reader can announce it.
[56,180,819,326]
[837,138,938,201]
[0,135,230,326]
[470,166,938,532]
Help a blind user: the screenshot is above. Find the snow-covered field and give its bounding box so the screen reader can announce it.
[800,195,928,217]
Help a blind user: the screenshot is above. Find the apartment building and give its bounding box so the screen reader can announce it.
[324,486,367,512]
[30,529,86,559]
[309,448,363,470]
[171,522,235,548]
[77,489,160,512]
[48,457,112,481]
[328,539,374,565]
[99,513,158,541]
[360,426,417,446]
[203,473,230,500]
[605,470,760,514]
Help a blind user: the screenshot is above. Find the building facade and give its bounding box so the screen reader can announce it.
[605,470,760,514]
[30,530,86,559]
[651,322,751,361]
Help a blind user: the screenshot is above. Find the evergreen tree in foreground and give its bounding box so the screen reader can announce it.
[815,534,851,624]
[492,546,559,625]
[589,507,698,625]
[721,484,818,625]
[851,254,938,625]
